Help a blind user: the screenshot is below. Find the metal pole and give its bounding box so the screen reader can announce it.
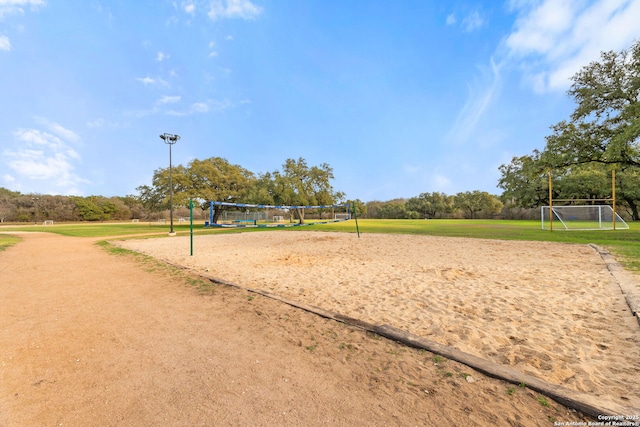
[159,133,180,236]
[169,142,173,234]
[599,205,602,228]
[548,169,553,232]
[190,198,193,256]
[352,203,360,238]
[612,169,616,230]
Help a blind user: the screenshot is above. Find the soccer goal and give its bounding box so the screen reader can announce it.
[541,205,629,230]
[43,220,54,226]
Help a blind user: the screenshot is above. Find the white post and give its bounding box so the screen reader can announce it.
[598,205,602,228]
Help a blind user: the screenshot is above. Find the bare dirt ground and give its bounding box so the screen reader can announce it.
[0,231,607,426]
[117,231,640,412]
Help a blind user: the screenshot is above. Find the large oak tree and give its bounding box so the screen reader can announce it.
[499,40,640,219]
[544,40,640,169]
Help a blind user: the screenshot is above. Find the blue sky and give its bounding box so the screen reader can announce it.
[1,0,639,202]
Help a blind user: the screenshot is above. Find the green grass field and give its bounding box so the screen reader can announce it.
[1,218,639,272]
[0,234,21,251]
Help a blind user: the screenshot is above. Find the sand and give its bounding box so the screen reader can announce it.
[1,231,598,426]
[117,230,640,410]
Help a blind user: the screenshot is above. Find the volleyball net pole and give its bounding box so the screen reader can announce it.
[352,203,360,238]
[189,198,194,256]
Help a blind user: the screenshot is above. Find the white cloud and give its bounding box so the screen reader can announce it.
[157,95,181,105]
[35,117,81,143]
[209,98,233,112]
[506,0,579,56]
[182,1,195,15]
[447,58,502,145]
[156,51,169,61]
[0,35,10,51]
[446,9,484,31]
[0,0,46,6]
[165,98,232,116]
[1,174,16,190]
[208,0,262,20]
[14,129,55,146]
[504,0,640,93]
[86,118,105,128]
[190,102,210,113]
[0,0,45,19]
[446,14,456,25]
[0,0,44,51]
[137,76,155,85]
[462,10,484,32]
[208,40,218,57]
[136,76,169,87]
[2,123,88,194]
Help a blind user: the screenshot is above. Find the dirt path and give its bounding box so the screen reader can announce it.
[0,232,591,426]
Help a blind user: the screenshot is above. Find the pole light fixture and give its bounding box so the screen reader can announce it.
[159,133,180,235]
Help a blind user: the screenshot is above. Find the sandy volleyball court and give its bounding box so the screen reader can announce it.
[117,230,640,410]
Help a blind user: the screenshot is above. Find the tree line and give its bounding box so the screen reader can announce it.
[361,191,503,220]
[0,159,506,222]
[1,40,638,223]
[0,189,147,223]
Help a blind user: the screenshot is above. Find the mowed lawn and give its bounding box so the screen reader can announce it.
[1,219,640,273]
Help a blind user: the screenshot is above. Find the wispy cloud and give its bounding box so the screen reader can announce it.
[0,0,45,52]
[462,10,484,32]
[85,118,128,129]
[1,121,89,195]
[0,0,46,19]
[446,14,456,25]
[208,0,262,20]
[504,0,640,92]
[182,1,195,15]
[446,9,485,32]
[156,51,169,61]
[157,95,181,105]
[127,97,233,118]
[36,117,81,143]
[208,40,218,57]
[0,34,10,51]
[165,98,233,116]
[86,118,105,129]
[447,58,502,145]
[136,76,169,87]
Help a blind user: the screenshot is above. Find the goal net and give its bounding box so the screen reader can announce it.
[541,205,629,230]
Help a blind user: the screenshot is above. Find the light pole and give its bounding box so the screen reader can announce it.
[159,133,180,235]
